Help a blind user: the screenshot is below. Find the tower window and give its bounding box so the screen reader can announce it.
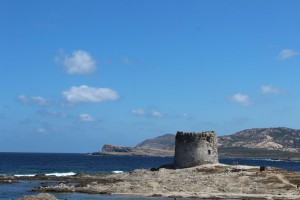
[208,150,211,155]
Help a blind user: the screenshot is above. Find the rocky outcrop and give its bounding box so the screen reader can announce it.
[94,144,173,156]
[102,144,134,153]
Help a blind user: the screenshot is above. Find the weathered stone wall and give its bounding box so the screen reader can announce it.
[174,131,218,168]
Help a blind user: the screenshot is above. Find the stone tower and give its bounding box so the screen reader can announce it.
[174,131,218,168]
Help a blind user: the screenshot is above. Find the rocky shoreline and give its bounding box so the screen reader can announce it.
[3,163,300,200]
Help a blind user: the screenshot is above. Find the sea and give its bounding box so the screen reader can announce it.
[0,152,299,200]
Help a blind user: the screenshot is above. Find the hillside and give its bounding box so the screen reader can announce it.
[135,134,175,150]
[219,127,300,152]
[135,127,300,152]
[95,127,300,159]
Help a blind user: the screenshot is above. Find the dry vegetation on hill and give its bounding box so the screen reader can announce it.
[97,127,300,159]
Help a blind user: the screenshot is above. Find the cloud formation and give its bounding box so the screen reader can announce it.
[79,113,96,122]
[151,111,163,118]
[261,85,283,95]
[131,109,163,118]
[18,95,51,106]
[182,113,193,120]
[229,93,252,106]
[57,50,96,74]
[36,128,46,134]
[131,109,145,116]
[62,85,119,104]
[277,49,298,60]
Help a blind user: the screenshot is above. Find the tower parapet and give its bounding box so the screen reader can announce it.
[174,131,218,168]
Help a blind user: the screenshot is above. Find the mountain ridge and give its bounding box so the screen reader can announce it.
[95,127,300,159]
[219,127,300,152]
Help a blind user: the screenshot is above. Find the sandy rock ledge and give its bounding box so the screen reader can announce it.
[19,193,58,200]
[28,164,300,199]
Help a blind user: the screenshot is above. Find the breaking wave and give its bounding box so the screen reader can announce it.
[14,172,76,177]
[112,170,123,174]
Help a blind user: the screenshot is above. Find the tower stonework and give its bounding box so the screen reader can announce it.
[174,131,218,168]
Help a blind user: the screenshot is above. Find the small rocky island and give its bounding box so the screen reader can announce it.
[15,131,300,200]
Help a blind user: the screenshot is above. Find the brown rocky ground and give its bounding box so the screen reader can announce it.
[17,164,299,200]
[19,193,58,200]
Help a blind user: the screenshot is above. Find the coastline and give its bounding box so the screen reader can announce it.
[92,151,300,162]
[92,147,300,161]
[4,163,299,200]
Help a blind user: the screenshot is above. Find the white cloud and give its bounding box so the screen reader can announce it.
[58,50,96,74]
[182,113,193,120]
[62,85,119,104]
[37,128,46,134]
[79,113,96,122]
[18,95,51,106]
[229,93,252,106]
[131,109,163,118]
[131,109,145,116]
[151,111,163,118]
[261,85,283,95]
[277,49,298,60]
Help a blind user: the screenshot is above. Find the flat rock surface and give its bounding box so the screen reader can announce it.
[29,164,300,199]
[19,193,58,200]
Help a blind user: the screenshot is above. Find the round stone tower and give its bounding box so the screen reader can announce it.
[174,131,218,168]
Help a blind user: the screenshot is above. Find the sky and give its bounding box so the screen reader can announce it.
[0,0,299,153]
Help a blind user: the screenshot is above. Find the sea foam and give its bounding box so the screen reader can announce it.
[45,172,77,176]
[112,170,123,174]
[14,172,76,177]
[14,174,36,177]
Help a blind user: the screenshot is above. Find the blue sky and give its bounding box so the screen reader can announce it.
[0,0,299,153]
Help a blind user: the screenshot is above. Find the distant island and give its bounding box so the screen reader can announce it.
[93,127,300,160]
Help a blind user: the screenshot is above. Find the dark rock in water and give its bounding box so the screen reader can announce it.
[151,194,163,197]
[34,174,46,178]
[74,173,85,177]
[34,183,75,193]
[150,167,158,171]
[0,179,18,184]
